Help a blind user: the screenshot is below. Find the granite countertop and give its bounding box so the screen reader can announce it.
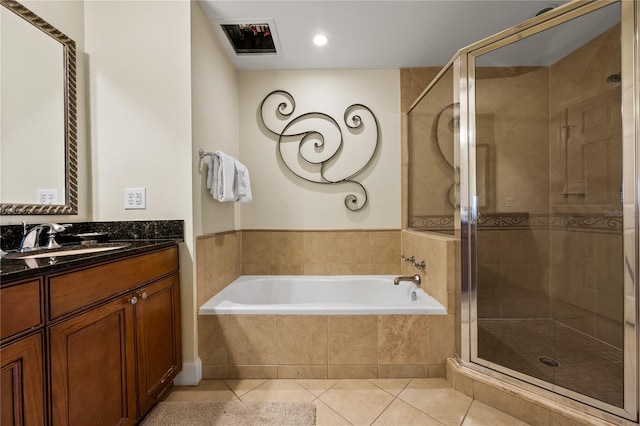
[1,239,181,282]
[0,220,184,283]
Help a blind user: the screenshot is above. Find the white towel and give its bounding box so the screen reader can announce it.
[202,155,214,191]
[234,159,252,202]
[212,151,237,202]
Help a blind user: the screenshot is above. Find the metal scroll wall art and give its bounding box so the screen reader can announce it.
[259,90,379,212]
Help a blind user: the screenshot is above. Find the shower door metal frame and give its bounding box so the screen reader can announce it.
[459,0,639,421]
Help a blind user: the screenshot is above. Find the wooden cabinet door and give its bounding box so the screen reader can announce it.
[135,274,181,416]
[0,333,45,426]
[49,296,137,426]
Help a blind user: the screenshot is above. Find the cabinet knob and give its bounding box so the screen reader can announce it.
[129,296,138,305]
[139,292,148,300]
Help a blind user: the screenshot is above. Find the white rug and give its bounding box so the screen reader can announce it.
[141,401,316,426]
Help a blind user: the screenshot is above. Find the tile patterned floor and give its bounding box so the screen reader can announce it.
[478,318,624,407]
[166,377,531,425]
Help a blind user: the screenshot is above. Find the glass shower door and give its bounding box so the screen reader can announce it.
[466,0,636,418]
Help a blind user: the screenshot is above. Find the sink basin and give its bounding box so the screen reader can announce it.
[4,243,130,260]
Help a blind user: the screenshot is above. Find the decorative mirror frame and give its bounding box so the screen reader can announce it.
[0,0,77,215]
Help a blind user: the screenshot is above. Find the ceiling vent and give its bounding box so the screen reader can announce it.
[217,19,280,56]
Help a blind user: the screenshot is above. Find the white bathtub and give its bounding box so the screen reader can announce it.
[198,275,447,315]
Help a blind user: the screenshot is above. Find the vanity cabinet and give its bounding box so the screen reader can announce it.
[134,274,181,416]
[0,333,46,426]
[0,244,181,426]
[49,295,137,425]
[0,278,46,426]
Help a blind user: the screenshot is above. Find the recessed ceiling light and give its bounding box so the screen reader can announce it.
[313,34,328,46]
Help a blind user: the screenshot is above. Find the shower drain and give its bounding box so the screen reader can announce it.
[538,356,560,367]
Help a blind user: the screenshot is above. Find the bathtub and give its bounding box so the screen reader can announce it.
[198,275,447,315]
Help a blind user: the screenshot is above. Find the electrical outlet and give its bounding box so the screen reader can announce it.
[505,197,514,207]
[37,189,59,205]
[124,188,146,209]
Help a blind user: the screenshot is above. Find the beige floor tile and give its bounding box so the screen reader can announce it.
[165,380,238,403]
[319,379,395,426]
[296,379,339,397]
[314,400,352,426]
[367,378,412,397]
[398,378,472,426]
[223,379,267,397]
[462,401,531,426]
[240,379,316,403]
[373,399,444,426]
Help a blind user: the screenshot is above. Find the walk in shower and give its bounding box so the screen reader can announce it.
[408,0,638,421]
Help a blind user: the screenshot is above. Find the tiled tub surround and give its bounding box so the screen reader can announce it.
[196,229,402,307]
[198,314,454,380]
[241,230,402,276]
[196,229,458,380]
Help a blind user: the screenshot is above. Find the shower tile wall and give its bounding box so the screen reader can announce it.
[550,229,623,349]
[477,227,550,319]
[475,24,623,346]
[474,65,551,321]
[475,66,550,215]
[400,67,443,113]
[401,23,624,388]
[547,23,623,350]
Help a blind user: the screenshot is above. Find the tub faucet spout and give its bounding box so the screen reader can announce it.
[393,274,421,286]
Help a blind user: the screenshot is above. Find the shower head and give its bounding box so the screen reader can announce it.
[607,72,621,86]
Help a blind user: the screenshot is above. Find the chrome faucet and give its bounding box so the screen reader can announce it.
[393,274,421,286]
[19,222,71,252]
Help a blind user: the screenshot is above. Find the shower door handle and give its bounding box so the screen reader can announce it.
[471,195,479,223]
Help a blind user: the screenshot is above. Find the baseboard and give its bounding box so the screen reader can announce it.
[173,357,202,386]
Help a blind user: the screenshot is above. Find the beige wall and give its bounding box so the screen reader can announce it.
[191,1,239,237]
[238,69,401,230]
[84,0,197,381]
[85,1,192,222]
[0,0,90,225]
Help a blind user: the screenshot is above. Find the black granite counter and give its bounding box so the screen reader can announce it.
[1,220,184,282]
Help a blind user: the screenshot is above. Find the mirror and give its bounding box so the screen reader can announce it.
[0,0,77,215]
